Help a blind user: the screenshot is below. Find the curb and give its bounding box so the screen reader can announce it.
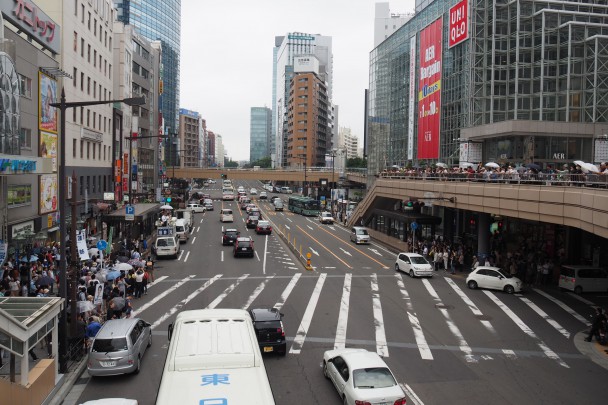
[573,331,608,371]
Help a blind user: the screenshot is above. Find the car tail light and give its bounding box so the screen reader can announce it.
[354,401,372,405]
[277,328,285,337]
[394,398,407,405]
[269,227,272,231]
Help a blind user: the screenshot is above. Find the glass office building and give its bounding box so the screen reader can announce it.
[368,0,608,175]
[250,107,272,163]
[114,0,181,136]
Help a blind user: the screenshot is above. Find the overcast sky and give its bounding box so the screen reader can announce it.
[180,0,417,161]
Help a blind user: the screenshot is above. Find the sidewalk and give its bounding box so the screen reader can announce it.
[573,331,608,371]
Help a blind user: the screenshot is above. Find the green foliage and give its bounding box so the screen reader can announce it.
[346,157,367,168]
[224,160,238,168]
[251,156,272,168]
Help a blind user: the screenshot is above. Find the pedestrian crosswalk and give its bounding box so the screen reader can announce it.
[141,272,593,368]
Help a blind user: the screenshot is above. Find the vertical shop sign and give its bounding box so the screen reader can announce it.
[407,35,416,160]
[449,0,469,48]
[417,17,443,159]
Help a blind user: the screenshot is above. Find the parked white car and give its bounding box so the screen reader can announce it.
[395,252,433,277]
[466,266,523,294]
[323,348,406,405]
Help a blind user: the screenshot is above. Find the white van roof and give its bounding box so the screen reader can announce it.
[175,218,186,226]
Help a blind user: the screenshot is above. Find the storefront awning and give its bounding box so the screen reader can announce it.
[104,203,161,220]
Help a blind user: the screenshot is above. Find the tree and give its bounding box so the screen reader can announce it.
[252,156,272,168]
[224,160,238,168]
[346,157,367,168]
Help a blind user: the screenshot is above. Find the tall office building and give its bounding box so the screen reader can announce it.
[215,134,225,167]
[207,131,216,167]
[250,107,272,163]
[273,32,333,168]
[113,0,181,158]
[178,109,201,168]
[374,2,413,48]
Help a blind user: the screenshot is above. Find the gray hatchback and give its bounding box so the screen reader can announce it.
[87,318,152,376]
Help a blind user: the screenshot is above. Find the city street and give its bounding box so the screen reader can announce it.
[70,180,608,405]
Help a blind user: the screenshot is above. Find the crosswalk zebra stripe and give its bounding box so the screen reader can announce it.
[395,274,433,360]
[206,274,249,309]
[241,276,275,310]
[147,275,168,287]
[567,292,595,306]
[371,274,389,357]
[152,275,223,329]
[274,273,301,311]
[334,273,352,350]
[422,278,476,363]
[502,349,517,359]
[484,291,569,368]
[519,296,571,339]
[131,275,195,317]
[534,288,591,326]
[444,277,496,334]
[290,273,327,354]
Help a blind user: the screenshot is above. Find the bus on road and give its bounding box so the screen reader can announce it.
[288,196,321,216]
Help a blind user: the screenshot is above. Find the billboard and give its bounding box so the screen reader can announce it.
[39,174,58,214]
[39,72,58,133]
[417,17,443,160]
[407,35,416,161]
[449,0,469,48]
[40,131,57,172]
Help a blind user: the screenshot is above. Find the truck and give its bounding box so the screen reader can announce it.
[175,208,193,231]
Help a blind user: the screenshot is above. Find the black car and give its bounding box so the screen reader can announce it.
[233,237,254,258]
[222,229,240,245]
[246,215,260,229]
[249,308,286,356]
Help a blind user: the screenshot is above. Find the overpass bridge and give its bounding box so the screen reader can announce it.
[168,167,364,183]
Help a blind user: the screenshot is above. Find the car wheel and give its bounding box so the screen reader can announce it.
[467,280,478,290]
[133,356,141,374]
[574,285,583,294]
[394,263,400,272]
[147,334,152,348]
[323,361,329,379]
[409,270,415,278]
[504,285,515,294]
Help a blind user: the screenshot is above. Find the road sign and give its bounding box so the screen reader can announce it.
[157,227,174,236]
[96,240,108,251]
[411,221,418,231]
[125,205,135,221]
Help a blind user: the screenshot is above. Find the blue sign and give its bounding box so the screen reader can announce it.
[96,240,108,251]
[411,221,418,230]
[320,196,326,201]
[126,205,135,215]
[157,227,174,236]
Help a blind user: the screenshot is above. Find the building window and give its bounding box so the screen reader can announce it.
[80,176,84,196]
[87,44,91,62]
[73,139,76,158]
[93,80,96,98]
[72,107,76,122]
[73,68,77,86]
[103,175,106,191]
[93,111,96,128]
[87,77,90,94]
[93,50,97,67]
[73,31,77,52]
[74,0,77,15]
[104,31,107,47]
[18,74,31,98]
[80,106,84,124]
[87,142,90,159]
[80,72,84,91]
[94,19,97,36]
[19,128,31,149]
[93,142,96,159]
[88,12,91,29]
[86,176,90,194]
[80,140,84,158]
[103,145,106,161]
[92,175,96,193]
[81,39,84,57]
[7,184,32,208]
[108,64,112,79]
[87,109,90,126]
[81,4,84,22]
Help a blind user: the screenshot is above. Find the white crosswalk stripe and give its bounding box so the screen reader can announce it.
[519,296,571,339]
[371,274,389,357]
[206,274,249,309]
[334,273,351,350]
[290,273,326,354]
[241,276,275,310]
[534,288,591,326]
[395,274,433,360]
[444,277,496,334]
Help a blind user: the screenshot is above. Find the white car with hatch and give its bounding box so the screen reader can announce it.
[323,348,406,405]
[350,227,370,244]
[186,203,206,213]
[466,266,523,294]
[319,211,334,224]
[250,188,258,195]
[220,208,234,223]
[395,252,433,277]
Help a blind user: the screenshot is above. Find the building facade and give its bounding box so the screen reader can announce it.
[343,130,359,160]
[178,108,201,168]
[215,134,224,167]
[207,130,216,167]
[250,107,272,163]
[374,2,413,48]
[273,32,333,168]
[367,0,608,175]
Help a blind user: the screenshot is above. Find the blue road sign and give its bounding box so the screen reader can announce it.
[126,205,135,221]
[411,221,418,231]
[97,240,108,251]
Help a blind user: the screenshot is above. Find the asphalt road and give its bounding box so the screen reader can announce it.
[72,179,608,405]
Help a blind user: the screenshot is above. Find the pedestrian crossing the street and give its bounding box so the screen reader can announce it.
[137,272,594,368]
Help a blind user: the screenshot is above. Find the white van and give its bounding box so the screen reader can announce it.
[154,236,179,259]
[156,309,275,405]
[220,208,234,222]
[559,265,608,294]
[280,186,292,194]
[273,198,284,211]
[174,219,189,243]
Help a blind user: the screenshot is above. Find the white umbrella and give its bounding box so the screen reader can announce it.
[460,162,475,168]
[160,204,173,210]
[485,162,500,169]
[114,262,133,271]
[580,162,599,173]
[436,162,448,168]
[573,160,586,167]
[88,247,99,256]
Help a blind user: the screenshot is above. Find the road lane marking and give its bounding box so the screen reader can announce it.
[148,275,168,287]
[422,278,476,363]
[400,383,425,405]
[206,274,249,309]
[371,274,389,357]
[339,247,352,257]
[255,250,260,261]
[190,236,196,244]
[152,275,222,329]
[200,218,203,223]
[290,273,326,354]
[274,274,302,311]
[221,251,224,262]
[262,234,268,274]
[296,226,353,269]
[567,293,595,306]
[285,224,291,230]
[131,275,195,317]
[309,247,319,256]
[334,273,352,350]
[368,248,383,257]
[533,289,590,326]
[315,226,389,269]
[484,290,569,368]
[286,218,293,222]
[196,226,200,233]
[307,225,313,230]
[502,349,517,360]
[177,250,184,261]
[396,274,432,360]
[183,251,190,262]
[444,277,496,334]
[241,276,275,310]
[519,296,570,339]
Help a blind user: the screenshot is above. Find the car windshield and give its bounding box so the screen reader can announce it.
[356,229,368,235]
[176,226,185,232]
[157,238,174,247]
[255,320,281,330]
[352,367,397,389]
[249,216,259,221]
[92,337,128,352]
[258,221,269,226]
[225,231,238,236]
[410,256,429,265]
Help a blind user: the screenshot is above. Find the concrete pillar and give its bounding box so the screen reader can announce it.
[443,209,454,242]
[477,213,492,260]
[53,325,59,377]
[21,342,29,386]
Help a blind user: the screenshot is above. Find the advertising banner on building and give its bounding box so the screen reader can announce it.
[449,0,469,48]
[39,72,58,133]
[40,131,58,171]
[39,174,58,214]
[417,17,443,159]
[407,35,416,161]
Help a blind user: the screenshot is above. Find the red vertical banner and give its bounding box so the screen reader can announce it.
[417,17,443,160]
[449,0,469,48]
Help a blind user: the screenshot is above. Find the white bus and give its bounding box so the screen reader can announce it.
[156,309,275,405]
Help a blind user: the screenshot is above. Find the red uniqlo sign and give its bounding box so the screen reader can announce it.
[449,0,469,48]
[417,17,443,160]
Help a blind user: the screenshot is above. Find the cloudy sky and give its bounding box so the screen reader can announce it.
[180,0,416,161]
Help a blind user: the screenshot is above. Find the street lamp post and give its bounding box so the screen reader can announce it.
[51,88,145,373]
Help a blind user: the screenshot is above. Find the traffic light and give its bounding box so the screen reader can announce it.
[166,197,172,203]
